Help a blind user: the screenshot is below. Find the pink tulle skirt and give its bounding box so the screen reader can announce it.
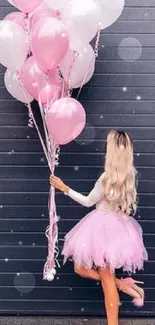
[62,208,148,273]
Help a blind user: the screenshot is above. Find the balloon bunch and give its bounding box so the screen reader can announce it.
[2,0,125,280]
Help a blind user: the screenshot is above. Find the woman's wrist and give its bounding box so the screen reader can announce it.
[61,184,70,193]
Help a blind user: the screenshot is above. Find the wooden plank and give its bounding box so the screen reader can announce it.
[2,152,155,167]
[107,21,155,33]
[0,218,153,234]
[125,0,155,6]
[80,87,155,101]
[0,178,155,192]
[121,8,155,20]
[90,74,155,87]
[99,34,155,47]
[1,165,155,180]
[0,205,154,221]
[97,47,155,61]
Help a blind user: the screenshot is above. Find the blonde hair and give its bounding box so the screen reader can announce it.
[102,130,137,216]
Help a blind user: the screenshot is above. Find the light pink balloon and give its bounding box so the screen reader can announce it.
[31,17,69,71]
[31,9,55,28]
[13,0,43,13]
[4,69,33,104]
[0,20,28,70]
[4,12,26,30]
[21,56,58,100]
[40,84,61,104]
[46,97,86,145]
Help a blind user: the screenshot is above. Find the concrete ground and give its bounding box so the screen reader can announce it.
[0,319,154,325]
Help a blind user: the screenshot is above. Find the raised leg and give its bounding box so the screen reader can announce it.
[74,265,140,300]
[74,264,100,280]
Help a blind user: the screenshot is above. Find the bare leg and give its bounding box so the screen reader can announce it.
[99,267,119,325]
[74,264,100,280]
[74,265,119,325]
[74,265,139,300]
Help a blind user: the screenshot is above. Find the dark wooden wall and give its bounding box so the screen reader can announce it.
[0,0,155,317]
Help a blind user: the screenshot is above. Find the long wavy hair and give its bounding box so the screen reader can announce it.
[102,130,137,215]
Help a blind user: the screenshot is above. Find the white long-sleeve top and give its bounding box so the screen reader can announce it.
[65,175,105,209]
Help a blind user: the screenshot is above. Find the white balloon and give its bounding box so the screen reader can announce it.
[79,63,95,87]
[72,60,95,89]
[7,0,14,4]
[60,44,95,89]
[5,69,33,103]
[0,20,28,70]
[45,0,67,10]
[95,0,125,29]
[62,0,100,52]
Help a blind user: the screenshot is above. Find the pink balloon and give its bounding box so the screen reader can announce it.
[4,12,26,30]
[21,56,58,100]
[13,0,43,13]
[31,17,69,71]
[31,9,56,28]
[46,97,86,145]
[40,84,61,104]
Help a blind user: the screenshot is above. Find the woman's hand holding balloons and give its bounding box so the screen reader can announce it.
[50,175,70,193]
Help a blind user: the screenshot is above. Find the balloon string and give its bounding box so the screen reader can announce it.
[18,60,60,279]
[16,71,34,129]
[19,80,50,168]
[27,60,61,278]
[28,98,61,277]
[58,70,66,98]
[22,27,61,278]
[66,51,78,97]
[76,28,101,100]
[27,105,33,128]
[94,27,101,58]
[24,14,31,56]
[27,103,50,167]
[43,142,60,278]
[38,94,53,162]
[28,60,52,164]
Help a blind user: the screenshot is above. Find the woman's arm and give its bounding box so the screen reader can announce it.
[66,180,104,207]
[50,175,104,207]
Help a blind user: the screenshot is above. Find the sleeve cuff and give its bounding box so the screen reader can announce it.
[64,188,71,196]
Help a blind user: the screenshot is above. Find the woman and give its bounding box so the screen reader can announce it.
[50,130,148,325]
